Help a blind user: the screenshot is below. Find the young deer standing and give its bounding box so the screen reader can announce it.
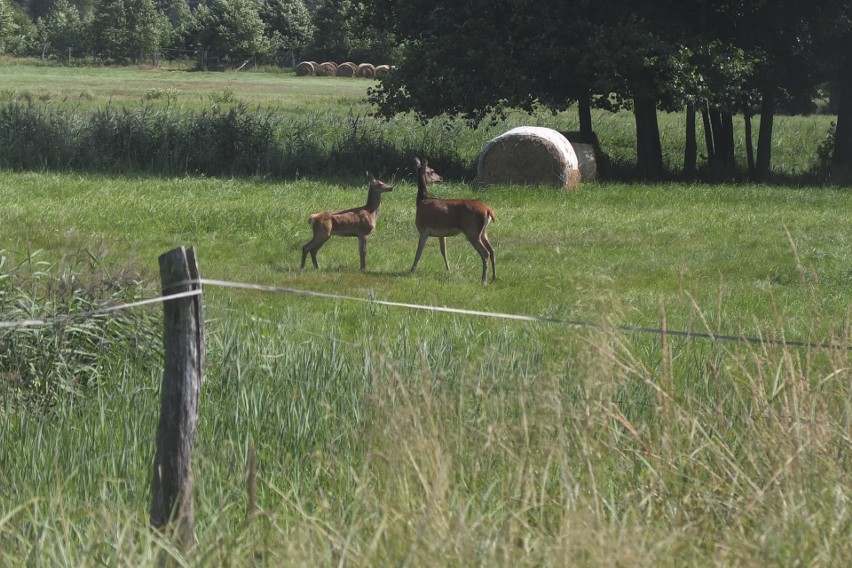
[301,171,393,271]
[410,157,496,284]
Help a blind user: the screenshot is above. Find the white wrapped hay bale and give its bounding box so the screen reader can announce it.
[475,126,583,189]
[559,130,598,182]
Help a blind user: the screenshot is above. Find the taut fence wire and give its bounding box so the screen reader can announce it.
[2,276,849,352]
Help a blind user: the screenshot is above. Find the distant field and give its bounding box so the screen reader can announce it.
[0,60,375,115]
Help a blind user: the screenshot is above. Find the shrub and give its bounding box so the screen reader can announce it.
[0,249,160,407]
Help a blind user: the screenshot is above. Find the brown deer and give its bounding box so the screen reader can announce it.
[410,157,496,284]
[301,171,393,271]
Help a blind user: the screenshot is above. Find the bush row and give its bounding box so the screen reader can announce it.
[0,102,476,180]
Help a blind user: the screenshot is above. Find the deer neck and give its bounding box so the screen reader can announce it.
[365,188,383,214]
[416,171,429,203]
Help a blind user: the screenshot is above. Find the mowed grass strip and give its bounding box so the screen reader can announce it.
[0,62,375,114]
[1,170,849,339]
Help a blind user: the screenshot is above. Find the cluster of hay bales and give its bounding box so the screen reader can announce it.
[296,61,392,79]
[474,126,598,190]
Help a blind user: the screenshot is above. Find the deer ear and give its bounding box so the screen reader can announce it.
[414,157,421,169]
[367,171,373,180]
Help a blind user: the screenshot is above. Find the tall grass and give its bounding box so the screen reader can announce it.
[0,249,159,405]
[2,288,850,565]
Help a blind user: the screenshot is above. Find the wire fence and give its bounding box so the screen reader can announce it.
[2,276,850,352]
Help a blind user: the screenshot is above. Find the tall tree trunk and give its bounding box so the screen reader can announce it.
[634,95,663,180]
[721,112,735,167]
[713,111,736,179]
[701,103,715,166]
[832,54,852,168]
[708,107,733,178]
[744,109,755,180]
[684,102,697,178]
[708,109,726,163]
[755,90,775,183]
[578,89,593,141]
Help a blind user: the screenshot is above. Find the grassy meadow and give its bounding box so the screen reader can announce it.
[1,63,851,566]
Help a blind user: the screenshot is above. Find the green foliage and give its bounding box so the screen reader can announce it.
[308,0,390,62]
[257,0,314,62]
[0,0,11,53]
[36,0,86,57]
[91,0,160,62]
[307,0,353,61]
[143,86,179,103]
[1,0,39,56]
[0,249,159,406]
[189,0,269,65]
[154,0,191,48]
[0,100,479,177]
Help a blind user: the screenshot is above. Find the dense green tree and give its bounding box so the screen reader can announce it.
[0,0,12,53]
[2,0,38,54]
[189,0,268,68]
[369,0,847,181]
[307,0,389,62]
[36,0,86,57]
[74,0,94,18]
[817,1,852,171]
[257,0,313,64]
[308,0,353,61]
[155,0,190,47]
[369,0,525,122]
[17,0,51,19]
[368,0,675,178]
[90,0,160,62]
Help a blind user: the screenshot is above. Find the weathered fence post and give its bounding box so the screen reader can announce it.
[150,246,205,549]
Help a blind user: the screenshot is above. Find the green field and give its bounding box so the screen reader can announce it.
[0,59,374,115]
[1,64,851,566]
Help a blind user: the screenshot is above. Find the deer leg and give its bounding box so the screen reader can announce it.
[358,235,368,271]
[481,233,496,281]
[467,236,490,284]
[300,242,312,269]
[439,237,450,271]
[301,235,328,269]
[411,232,429,273]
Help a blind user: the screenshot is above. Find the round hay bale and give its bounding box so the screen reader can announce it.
[296,60,317,76]
[559,131,598,181]
[316,61,338,76]
[374,64,391,77]
[336,62,357,77]
[355,63,376,78]
[475,126,581,189]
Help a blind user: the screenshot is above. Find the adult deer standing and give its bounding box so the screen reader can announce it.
[410,157,496,284]
[301,172,393,271]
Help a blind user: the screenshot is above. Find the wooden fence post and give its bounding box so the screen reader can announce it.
[150,246,205,549]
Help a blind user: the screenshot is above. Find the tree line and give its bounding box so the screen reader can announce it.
[0,0,392,67]
[2,0,851,182]
[368,0,852,182]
